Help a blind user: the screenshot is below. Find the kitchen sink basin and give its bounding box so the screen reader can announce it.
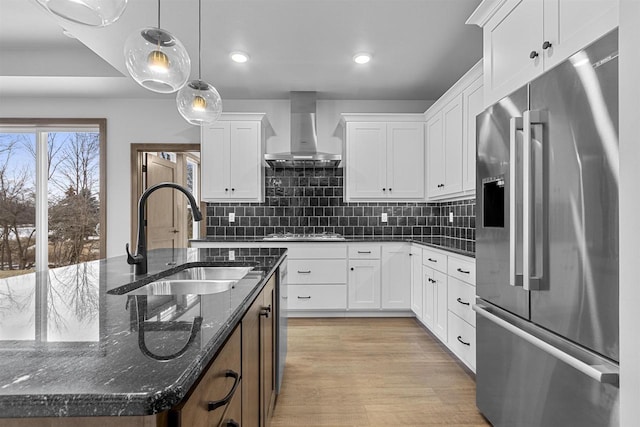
[125,279,236,296]
[162,266,253,281]
[124,266,254,295]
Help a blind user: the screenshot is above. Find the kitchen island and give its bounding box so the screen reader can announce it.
[0,247,287,425]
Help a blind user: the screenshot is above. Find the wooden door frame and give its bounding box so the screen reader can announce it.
[130,143,201,248]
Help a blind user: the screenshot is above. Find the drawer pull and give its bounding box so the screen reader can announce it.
[428,278,436,283]
[208,370,241,411]
[357,251,372,254]
[456,267,470,274]
[457,336,471,346]
[226,420,240,427]
[456,297,470,306]
[260,305,271,318]
[297,296,311,299]
[428,258,437,262]
[297,270,311,274]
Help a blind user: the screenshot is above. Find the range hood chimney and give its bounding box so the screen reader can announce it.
[264,92,341,168]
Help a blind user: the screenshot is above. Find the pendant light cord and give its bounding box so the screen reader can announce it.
[198,0,202,80]
[157,0,161,28]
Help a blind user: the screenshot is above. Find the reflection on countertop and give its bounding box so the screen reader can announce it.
[0,247,286,418]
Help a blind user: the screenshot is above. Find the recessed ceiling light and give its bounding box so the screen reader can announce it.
[230,51,250,63]
[353,53,372,64]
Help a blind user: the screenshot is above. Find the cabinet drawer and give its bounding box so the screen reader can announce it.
[348,244,381,259]
[288,284,347,310]
[422,249,447,273]
[288,259,347,284]
[284,243,347,259]
[447,311,476,371]
[448,256,476,285]
[447,277,476,327]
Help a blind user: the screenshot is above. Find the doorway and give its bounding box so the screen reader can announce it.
[130,144,202,250]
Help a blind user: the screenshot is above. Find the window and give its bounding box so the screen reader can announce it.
[0,119,106,278]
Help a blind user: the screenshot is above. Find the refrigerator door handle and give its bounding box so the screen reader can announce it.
[523,110,545,291]
[473,303,619,385]
[509,117,524,288]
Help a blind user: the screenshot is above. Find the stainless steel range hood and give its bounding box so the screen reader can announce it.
[264,92,341,168]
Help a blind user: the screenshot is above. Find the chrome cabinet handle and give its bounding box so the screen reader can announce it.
[357,251,371,254]
[456,268,470,274]
[456,297,470,306]
[297,296,311,299]
[208,370,241,411]
[457,336,470,346]
[297,270,311,274]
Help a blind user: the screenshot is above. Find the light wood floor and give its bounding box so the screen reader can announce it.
[271,318,489,427]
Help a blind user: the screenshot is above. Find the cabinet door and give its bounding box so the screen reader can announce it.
[171,327,241,427]
[348,259,381,309]
[426,113,445,196]
[462,77,484,192]
[201,122,231,200]
[386,123,425,200]
[442,94,464,195]
[242,287,262,427]
[542,0,618,69]
[410,247,423,318]
[381,244,411,309]
[483,0,543,105]
[229,121,260,200]
[433,270,448,343]
[346,122,387,200]
[261,275,276,425]
[422,267,435,329]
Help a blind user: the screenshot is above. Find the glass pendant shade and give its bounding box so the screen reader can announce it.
[124,27,191,93]
[176,80,223,125]
[35,0,128,27]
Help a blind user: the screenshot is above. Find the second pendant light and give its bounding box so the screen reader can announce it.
[176,0,222,126]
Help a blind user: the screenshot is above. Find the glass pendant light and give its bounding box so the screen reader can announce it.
[176,0,222,126]
[124,0,190,94]
[35,0,127,27]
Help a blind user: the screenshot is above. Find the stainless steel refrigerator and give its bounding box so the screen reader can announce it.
[475,30,619,426]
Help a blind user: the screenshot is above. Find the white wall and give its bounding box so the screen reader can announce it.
[619,0,640,424]
[0,97,432,258]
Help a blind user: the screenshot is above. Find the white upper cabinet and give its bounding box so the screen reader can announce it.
[468,0,618,106]
[462,76,484,192]
[201,113,267,202]
[425,61,482,200]
[343,114,425,202]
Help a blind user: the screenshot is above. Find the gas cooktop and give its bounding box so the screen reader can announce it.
[263,232,345,241]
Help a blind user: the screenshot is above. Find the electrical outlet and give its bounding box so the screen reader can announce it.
[381,212,388,223]
[449,211,454,223]
[229,212,235,223]
[229,250,235,261]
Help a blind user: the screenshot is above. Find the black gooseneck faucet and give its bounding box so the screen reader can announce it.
[126,182,203,275]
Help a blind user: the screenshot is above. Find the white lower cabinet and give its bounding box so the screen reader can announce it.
[410,246,423,318]
[288,285,347,310]
[381,244,411,309]
[348,259,381,310]
[447,311,476,371]
[413,243,476,372]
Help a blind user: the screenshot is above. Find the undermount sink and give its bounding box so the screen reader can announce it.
[125,266,254,296]
[126,279,237,296]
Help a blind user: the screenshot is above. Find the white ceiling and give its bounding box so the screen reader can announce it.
[0,0,483,100]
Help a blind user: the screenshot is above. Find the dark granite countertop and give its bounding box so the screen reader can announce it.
[191,236,475,259]
[0,247,286,418]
